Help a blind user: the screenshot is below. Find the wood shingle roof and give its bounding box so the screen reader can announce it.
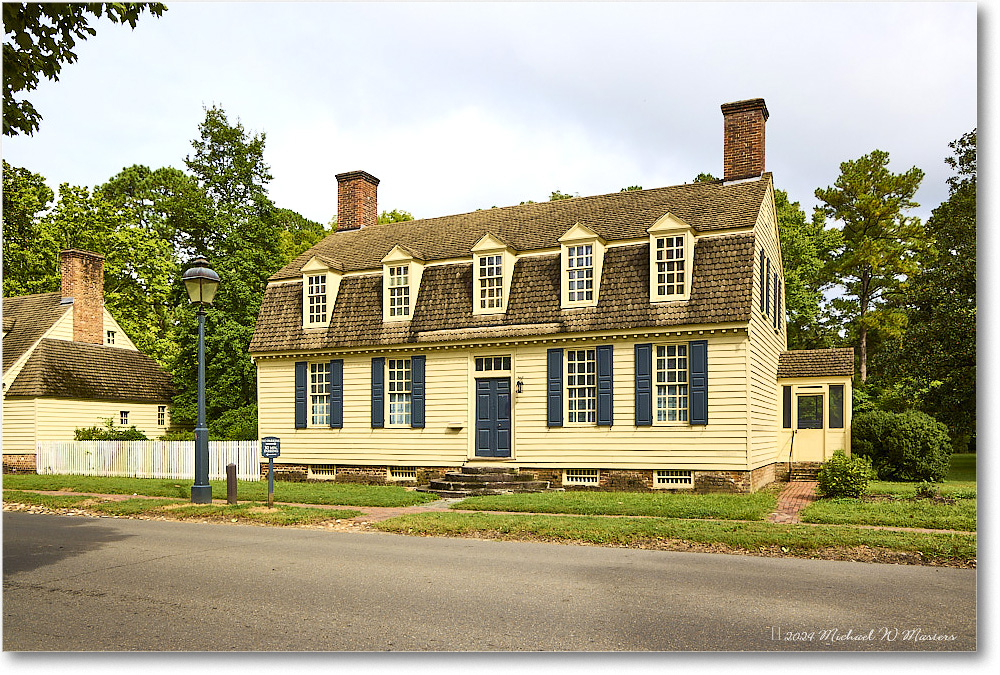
[271,176,770,279]
[4,338,175,402]
[777,348,855,378]
[2,292,70,373]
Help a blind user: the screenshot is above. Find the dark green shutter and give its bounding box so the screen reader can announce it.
[829,384,844,429]
[596,345,613,427]
[689,340,708,426]
[782,385,792,429]
[546,348,563,427]
[765,258,771,318]
[294,361,307,429]
[411,355,425,428]
[759,251,766,313]
[330,359,343,429]
[371,357,384,428]
[634,343,652,426]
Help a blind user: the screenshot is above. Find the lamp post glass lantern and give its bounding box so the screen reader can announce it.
[182,257,220,504]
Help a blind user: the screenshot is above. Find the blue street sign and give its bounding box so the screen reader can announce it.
[261,436,280,458]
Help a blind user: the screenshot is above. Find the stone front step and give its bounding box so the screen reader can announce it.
[428,480,549,492]
[415,487,511,498]
[439,472,523,483]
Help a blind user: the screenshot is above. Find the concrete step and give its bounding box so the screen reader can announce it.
[458,465,520,475]
[415,487,512,498]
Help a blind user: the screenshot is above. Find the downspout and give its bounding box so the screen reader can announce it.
[787,429,796,480]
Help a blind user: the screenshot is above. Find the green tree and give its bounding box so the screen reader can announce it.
[275,207,328,263]
[692,172,718,183]
[3,2,167,136]
[2,160,54,296]
[774,189,841,349]
[619,185,643,192]
[377,208,414,224]
[884,130,976,449]
[815,150,924,381]
[549,190,576,201]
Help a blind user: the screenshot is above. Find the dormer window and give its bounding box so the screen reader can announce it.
[558,223,605,309]
[381,245,424,322]
[471,234,517,316]
[567,245,594,302]
[388,265,410,317]
[648,213,695,302]
[479,255,503,309]
[307,274,328,323]
[301,255,343,329]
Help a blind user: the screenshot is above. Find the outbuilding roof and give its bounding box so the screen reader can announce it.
[4,338,175,402]
[777,348,855,378]
[2,292,70,373]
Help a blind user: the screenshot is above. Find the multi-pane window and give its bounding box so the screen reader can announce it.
[120,411,129,425]
[106,330,115,345]
[656,345,688,422]
[388,358,412,425]
[797,394,823,429]
[567,349,596,423]
[475,356,511,372]
[567,245,594,302]
[478,254,503,309]
[310,363,330,426]
[655,236,686,296]
[307,274,327,324]
[157,405,166,426]
[388,265,410,317]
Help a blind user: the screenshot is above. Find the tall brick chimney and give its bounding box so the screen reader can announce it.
[721,98,769,182]
[60,249,105,344]
[335,170,379,231]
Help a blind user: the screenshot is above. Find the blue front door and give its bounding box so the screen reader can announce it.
[475,377,511,457]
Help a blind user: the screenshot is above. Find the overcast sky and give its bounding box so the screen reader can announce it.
[1,1,980,229]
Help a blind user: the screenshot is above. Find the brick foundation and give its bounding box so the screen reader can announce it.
[3,454,37,474]
[257,462,784,494]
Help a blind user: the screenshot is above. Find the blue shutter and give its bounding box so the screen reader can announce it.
[596,345,613,427]
[777,280,783,331]
[546,348,563,427]
[689,339,708,426]
[411,355,425,428]
[759,251,766,313]
[371,357,384,428]
[329,359,343,429]
[294,361,308,429]
[765,258,771,318]
[634,343,652,426]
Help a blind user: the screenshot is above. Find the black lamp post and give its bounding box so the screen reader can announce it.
[182,257,220,504]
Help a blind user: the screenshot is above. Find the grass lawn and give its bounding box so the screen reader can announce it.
[801,452,977,530]
[374,512,976,562]
[452,490,778,521]
[3,489,362,525]
[1,474,438,507]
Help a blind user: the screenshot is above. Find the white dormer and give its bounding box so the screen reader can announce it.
[558,223,605,309]
[471,233,517,315]
[301,255,343,329]
[381,245,424,322]
[647,213,695,303]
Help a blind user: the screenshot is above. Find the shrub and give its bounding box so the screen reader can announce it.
[852,410,953,482]
[817,450,873,498]
[74,418,148,441]
[209,404,258,441]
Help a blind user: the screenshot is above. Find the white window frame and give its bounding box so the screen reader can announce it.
[381,246,424,322]
[471,234,517,315]
[387,358,412,426]
[563,468,600,486]
[558,224,605,309]
[106,330,115,345]
[310,362,331,426]
[306,274,328,324]
[648,213,695,302]
[655,344,689,424]
[119,411,129,426]
[566,348,597,425]
[157,405,166,426]
[301,256,342,329]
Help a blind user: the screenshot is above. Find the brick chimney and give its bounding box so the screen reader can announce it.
[60,249,105,344]
[721,98,769,182]
[335,170,379,231]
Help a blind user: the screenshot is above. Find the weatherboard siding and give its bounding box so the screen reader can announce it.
[747,181,787,470]
[32,399,167,443]
[255,330,750,470]
[1,398,37,454]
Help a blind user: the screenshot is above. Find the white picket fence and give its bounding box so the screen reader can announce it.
[36,441,260,481]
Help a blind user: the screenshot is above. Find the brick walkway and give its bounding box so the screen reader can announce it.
[766,480,819,524]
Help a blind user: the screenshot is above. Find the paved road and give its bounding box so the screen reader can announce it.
[3,512,976,651]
